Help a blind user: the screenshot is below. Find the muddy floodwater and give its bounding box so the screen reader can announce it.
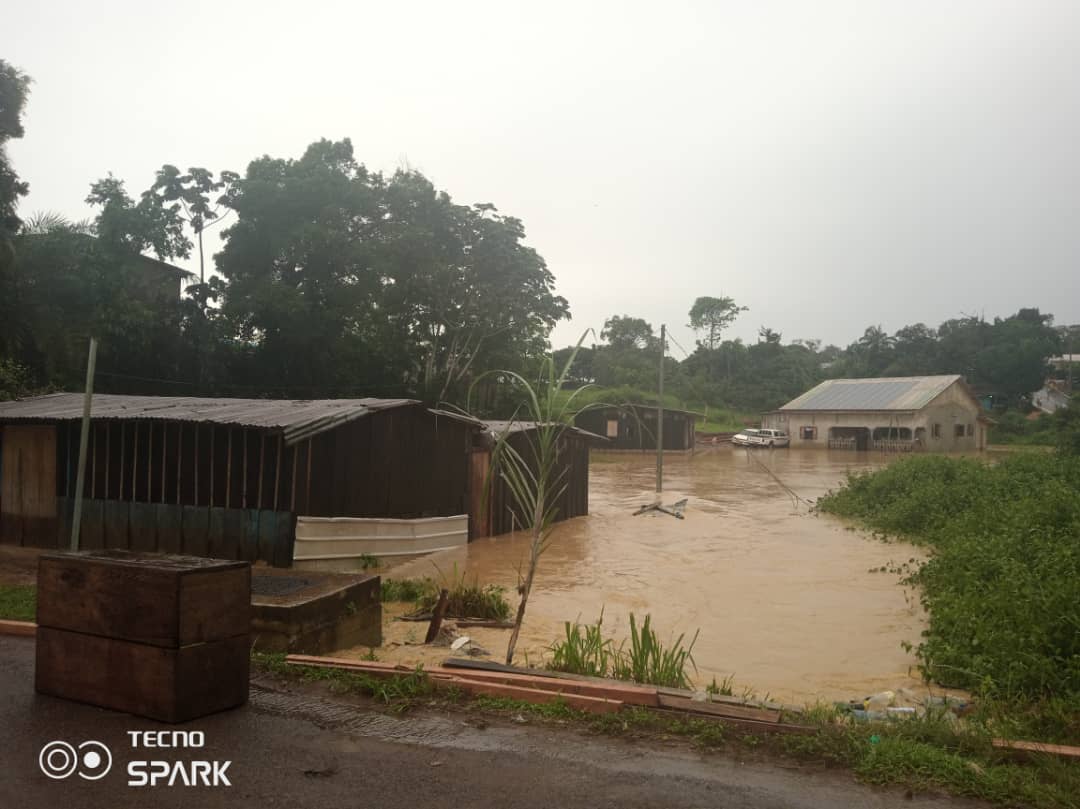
[385,448,935,704]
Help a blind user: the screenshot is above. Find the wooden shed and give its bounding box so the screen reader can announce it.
[574,404,697,451]
[468,420,602,539]
[0,394,477,566]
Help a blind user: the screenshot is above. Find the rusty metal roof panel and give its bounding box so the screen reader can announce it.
[778,375,962,412]
[0,393,417,444]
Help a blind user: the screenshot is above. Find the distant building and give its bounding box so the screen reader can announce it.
[574,404,697,451]
[761,375,988,451]
[1032,382,1071,414]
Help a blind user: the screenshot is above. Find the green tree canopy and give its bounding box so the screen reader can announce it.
[688,296,747,350]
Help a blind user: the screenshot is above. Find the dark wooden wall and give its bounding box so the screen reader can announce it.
[306,407,473,519]
[575,406,695,450]
[1,405,475,561]
[483,430,591,538]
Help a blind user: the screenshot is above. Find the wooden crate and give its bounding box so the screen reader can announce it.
[35,550,250,723]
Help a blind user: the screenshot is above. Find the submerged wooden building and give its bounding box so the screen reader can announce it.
[574,404,697,451]
[468,420,603,538]
[0,394,475,565]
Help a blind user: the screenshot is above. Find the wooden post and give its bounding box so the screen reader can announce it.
[176,424,183,504]
[65,424,72,497]
[132,422,139,501]
[304,438,313,514]
[161,422,167,502]
[90,424,97,499]
[225,429,232,509]
[289,444,298,511]
[273,435,282,511]
[256,434,265,511]
[656,323,665,494]
[425,589,450,643]
[70,337,98,550]
[241,429,248,510]
[119,423,126,502]
[104,422,110,499]
[193,425,199,506]
[209,427,215,507]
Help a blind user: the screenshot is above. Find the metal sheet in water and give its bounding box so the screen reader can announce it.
[388,448,937,704]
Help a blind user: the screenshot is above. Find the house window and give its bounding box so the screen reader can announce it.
[966,423,974,437]
[801,426,817,440]
[606,419,619,438]
[954,424,965,438]
[932,424,941,439]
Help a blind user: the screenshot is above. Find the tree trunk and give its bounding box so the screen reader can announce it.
[505,531,541,665]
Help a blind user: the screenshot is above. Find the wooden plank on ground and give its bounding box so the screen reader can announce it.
[649,706,815,736]
[0,619,36,637]
[992,739,1080,760]
[443,677,624,715]
[285,655,659,706]
[658,693,781,723]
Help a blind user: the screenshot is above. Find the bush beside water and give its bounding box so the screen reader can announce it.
[818,453,1080,716]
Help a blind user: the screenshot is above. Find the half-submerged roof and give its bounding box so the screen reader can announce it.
[778,375,963,412]
[485,419,606,442]
[0,393,417,445]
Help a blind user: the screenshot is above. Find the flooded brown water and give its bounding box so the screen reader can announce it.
[384,448,936,704]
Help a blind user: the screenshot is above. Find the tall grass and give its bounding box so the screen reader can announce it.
[549,612,698,689]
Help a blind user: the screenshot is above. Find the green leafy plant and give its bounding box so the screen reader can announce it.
[466,330,611,664]
[548,611,698,689]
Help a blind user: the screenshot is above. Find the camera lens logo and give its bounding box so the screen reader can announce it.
[39,740,112,780]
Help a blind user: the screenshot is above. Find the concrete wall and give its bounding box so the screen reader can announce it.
[762,382,986,451]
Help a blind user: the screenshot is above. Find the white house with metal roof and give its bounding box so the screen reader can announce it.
[761,375,987,451]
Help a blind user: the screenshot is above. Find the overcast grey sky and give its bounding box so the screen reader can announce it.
[7,1,1080,355]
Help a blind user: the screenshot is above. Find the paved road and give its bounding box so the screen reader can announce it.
[0,636,979,808]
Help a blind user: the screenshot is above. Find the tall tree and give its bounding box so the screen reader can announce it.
[0,60,30,247]
[600,315,655,350]
[0,60,31,352]
[215,138,568,399]
[143,165,238,285]
[688,296,747,350]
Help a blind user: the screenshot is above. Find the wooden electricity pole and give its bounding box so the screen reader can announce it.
[70,337,98,551]
[656,324,665,494]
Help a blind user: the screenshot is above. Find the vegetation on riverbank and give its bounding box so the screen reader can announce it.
[817,453,1080,744]
[381,574,512,622]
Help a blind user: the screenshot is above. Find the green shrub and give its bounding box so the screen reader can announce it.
[0,585,36,621]
[818,453,1080,703]
[548,612,697,689]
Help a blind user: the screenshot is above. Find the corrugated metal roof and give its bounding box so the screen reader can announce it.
[778,375,963,412]
[0,393,417,445]
[485,419,606,442]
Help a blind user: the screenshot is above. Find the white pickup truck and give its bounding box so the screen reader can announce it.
[732,428,790,448]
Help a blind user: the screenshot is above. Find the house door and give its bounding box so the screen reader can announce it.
[0,425,58,546]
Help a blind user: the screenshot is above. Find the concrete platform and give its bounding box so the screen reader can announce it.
[250,568,381,654]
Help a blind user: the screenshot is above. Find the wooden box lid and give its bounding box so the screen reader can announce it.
[37,550,251,648]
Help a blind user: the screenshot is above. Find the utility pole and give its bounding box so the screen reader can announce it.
[656,324,665,494]
[70,338,98,551]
